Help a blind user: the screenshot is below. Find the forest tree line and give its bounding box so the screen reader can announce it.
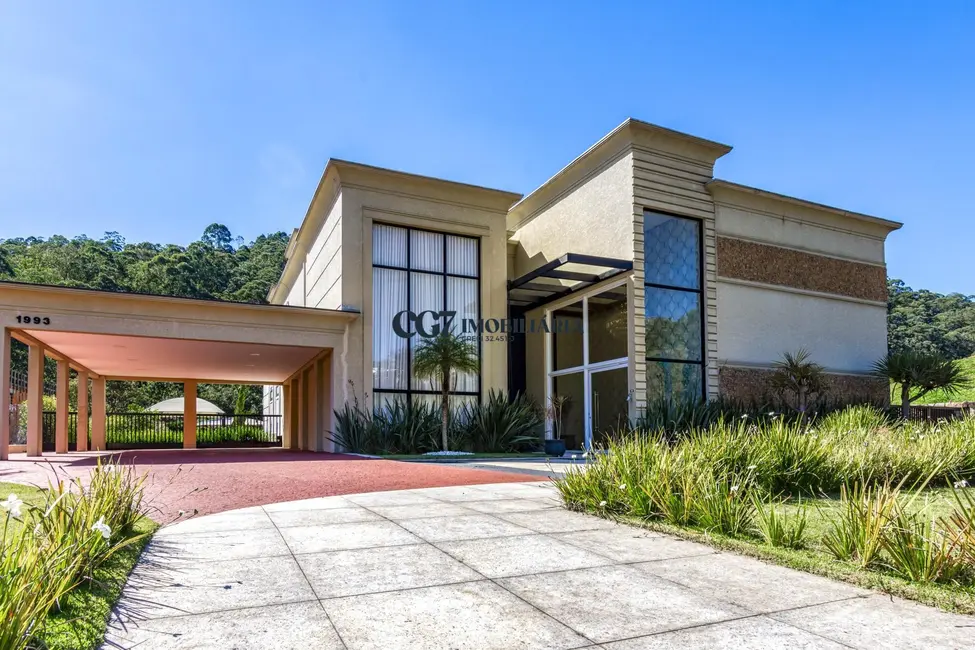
[2,228,974,412]
[1,225,288,413]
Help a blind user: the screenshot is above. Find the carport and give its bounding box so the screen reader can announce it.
[0,281,358,459]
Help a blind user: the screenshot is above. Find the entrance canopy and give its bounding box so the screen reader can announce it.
[508,253,632,312]
[20,331,325,384]
[0,281,358,384]
[0,281,359,459]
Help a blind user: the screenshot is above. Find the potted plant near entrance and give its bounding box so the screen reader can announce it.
[544,394,570,457]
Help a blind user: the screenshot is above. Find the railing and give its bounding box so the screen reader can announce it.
[42,411,79,451]
[39,412,283,450]
[906,405,968,423]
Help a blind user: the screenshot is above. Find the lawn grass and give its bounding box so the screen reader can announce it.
[0,481,48,537]
[583,490,975,616]
[0,481,157,650]
[892,355,975,405]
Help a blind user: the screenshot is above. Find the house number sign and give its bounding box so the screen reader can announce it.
[16,315,51,325]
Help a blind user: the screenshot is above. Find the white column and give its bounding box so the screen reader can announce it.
[307,361,321,452]
[90,377,106,451]
[0,329,10,461]
[76,371,89,452]
[26,344,44,457]
[281,383,292,450]
[55,359,69,453]
[183,381,197,449]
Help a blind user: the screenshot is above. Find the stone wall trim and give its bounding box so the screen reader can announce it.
[716,237,887,303]
[719,365,889,407]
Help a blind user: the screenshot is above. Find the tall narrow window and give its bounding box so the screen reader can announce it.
[372,224,480,408]
[643,210,704,401]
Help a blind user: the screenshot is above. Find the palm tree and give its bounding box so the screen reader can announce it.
[769,349,828,421]
[873,351,970,419]
[412,332,479,451]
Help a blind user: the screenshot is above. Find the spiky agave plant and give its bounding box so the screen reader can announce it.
[873,351,970,419]
[412,331,479,452]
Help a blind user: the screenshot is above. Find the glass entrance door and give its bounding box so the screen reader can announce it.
[590,366,629,448]
[546,280,631,450]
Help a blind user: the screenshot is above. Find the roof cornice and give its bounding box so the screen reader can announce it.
[268,159,521,304]
[707,179,904,234]
[508,118,732,231]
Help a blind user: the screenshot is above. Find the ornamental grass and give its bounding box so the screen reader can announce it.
[0,460,150,650]
[555,406,975,594]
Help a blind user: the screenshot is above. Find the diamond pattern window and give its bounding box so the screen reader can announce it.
[643,211,704,400]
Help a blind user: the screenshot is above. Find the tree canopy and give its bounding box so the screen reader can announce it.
[1,225,288,413]
[887,278,975,360]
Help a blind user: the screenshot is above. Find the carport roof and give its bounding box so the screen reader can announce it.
[1,281,359,384]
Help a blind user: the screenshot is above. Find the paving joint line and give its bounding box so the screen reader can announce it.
[360,497,602,648]
[262,504,350,650]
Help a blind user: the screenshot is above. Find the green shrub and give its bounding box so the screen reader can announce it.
[462,390,542,453]
[883,507,969,583]
[329,399,377,453]
[377,399,441,454]
[821,481,899,568]
[692,471,756,537]
[753,495,808,549]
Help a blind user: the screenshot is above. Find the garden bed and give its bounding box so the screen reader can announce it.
[0,463,156,650]
[554,406,975,614]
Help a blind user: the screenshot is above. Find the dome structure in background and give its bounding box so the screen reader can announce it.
[146,398,224,415]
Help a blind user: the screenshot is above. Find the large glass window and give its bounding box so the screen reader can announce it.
[372,224,480,406]
[644,210,704,400]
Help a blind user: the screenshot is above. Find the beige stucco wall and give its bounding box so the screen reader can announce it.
[509,121,730,417]
[710,182,899,384]
[710,185,891,265]
[272,161,519,413]
[509,149,635,276]
[305,190,343,310]
[716,281,888,374]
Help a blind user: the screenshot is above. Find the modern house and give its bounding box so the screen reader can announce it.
[0,118,902,457]
[262,118,901,449]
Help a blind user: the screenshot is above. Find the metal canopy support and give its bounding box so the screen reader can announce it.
[507,253,633,313]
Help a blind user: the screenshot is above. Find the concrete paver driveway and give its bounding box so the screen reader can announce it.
[105,481,975,649]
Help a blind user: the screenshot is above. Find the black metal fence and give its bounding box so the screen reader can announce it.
[41,411,79,451]
[906,405,969,423]
[41,412,282,450]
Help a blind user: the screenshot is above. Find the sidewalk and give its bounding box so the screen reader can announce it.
[105,481,975,649]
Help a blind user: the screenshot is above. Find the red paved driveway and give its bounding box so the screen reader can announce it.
[0,449,545,522]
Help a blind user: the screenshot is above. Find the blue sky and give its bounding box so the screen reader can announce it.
[2,2,972,293]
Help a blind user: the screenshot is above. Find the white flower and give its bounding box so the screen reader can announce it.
[92,517,112,540]
[619,483,627,490]
[1,494,23,518]
[747,465,757,470]
[571,454,577,459]
[599,500,607,507]
[954,480,970,489]
[767,412,776,417]
[740,414,748,420]
[729,485,740,493]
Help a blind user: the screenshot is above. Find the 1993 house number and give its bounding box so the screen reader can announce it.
[16,315,51,325]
